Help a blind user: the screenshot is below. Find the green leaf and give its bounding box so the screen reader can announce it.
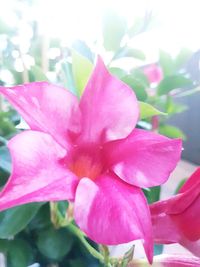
[159,50,175,76]
[37,227,73,260]
[102,10,127,51]
[7,239,33,267]
[114,47,145,60]
[0,239,9,253]
[145,186,161,204]
[72,50,93,96]
[157,75,193,96]
[29,65,48,81]
[159,124,186,140]
[0,111,17,137]
[130,69,150,87]
[139,102,166,119]
[121,76,147,101]
[68,259,88,267]
[28,203,51,231]
[175,178,187,194]
[0,146,11,173]
[109,68,127,79]
[0,203,43,238]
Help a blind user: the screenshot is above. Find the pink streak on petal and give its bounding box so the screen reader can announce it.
[78,56,139,143]
[0,131,78,211]
[74,173,153,263]
[105,129,182,188]
[0,82,80,148]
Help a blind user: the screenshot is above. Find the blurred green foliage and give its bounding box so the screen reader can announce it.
[0,2,199,266]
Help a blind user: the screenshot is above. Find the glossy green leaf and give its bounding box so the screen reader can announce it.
[159,50,175,76]
[121,76,147,101]
[72,50,93,96]
[102,10,127,51]
[139,102,166,119]
[37,227,73,260]
[158,75,193,96]
[159,124,186,140]
[114,47,145,60]
[7,239,33,267]
[0,146,11,173]
[109,67,127,79]
[0,203,43,238]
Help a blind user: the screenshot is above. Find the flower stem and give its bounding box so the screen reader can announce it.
[67,223,104,263]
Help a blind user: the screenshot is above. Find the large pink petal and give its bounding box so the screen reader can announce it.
[105,129,182,188]
[151,202,200,257]
[150,168,200,257]
[179,167,200,193]
[78,57,139,144]
[0,131,78,211]
[130,255,200,266]
[0,82,80,148]
[74,173,153,263]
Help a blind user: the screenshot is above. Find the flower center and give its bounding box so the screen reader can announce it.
[67,145,104,180]
[69,154,103,180]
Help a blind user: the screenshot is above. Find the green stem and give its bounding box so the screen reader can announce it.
[67,223,104,263]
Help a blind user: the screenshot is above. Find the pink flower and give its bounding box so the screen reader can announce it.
[150,167,200,257]
[143,64,163,84]
[0,57,181,263]
[129,254,200,266]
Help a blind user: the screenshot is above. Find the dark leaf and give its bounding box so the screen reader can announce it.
[0,203,43,238]
[7,239,33,267]
[36,227,73,261]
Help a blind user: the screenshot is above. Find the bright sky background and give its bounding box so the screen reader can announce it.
[1,0,200,62]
